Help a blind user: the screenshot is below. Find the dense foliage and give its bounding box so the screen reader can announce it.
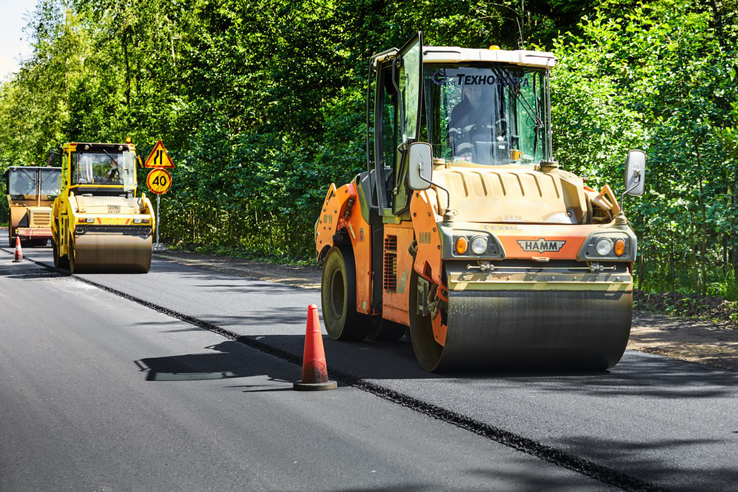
[1,0,737,297]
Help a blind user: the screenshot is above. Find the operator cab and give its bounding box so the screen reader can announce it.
[367,33,556,215]
[63,143,137,197]
[4,167,62,201]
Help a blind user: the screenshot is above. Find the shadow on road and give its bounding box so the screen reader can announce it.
[134,341,296,390]
[547,434,738,491]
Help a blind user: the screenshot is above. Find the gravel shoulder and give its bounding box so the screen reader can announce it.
[156,250,738,371]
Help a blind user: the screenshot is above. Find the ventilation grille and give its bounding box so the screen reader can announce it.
[30,211,51,227]
[383,235,398,292]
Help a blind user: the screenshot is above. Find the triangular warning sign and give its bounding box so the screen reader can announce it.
[144,139,175,168]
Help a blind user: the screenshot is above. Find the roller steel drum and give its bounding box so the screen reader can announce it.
[409,269,633,372]
[71,231,152,273]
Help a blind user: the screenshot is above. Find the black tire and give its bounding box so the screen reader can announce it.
[68,237,77,274]
[321,246,371,341]
[53,236,69,270]
[408,270,444,372]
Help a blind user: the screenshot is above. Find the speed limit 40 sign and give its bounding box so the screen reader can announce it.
[147,168,172,194]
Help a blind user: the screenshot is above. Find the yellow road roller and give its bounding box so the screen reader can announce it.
[315,33,646,372]
[4,166,61,247]
[51,141,155,273]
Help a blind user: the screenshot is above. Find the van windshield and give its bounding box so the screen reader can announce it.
[424,64,548,166]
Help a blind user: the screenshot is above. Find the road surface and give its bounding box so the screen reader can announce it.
[1,246,737,491]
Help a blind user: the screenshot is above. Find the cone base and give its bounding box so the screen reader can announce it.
[293,380,337,391]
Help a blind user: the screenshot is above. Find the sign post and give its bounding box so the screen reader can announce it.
[156,194,161,248]
[144,140,174,252]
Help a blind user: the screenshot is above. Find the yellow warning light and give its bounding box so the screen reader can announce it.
[125,136,132,144]
[489,45,501,50]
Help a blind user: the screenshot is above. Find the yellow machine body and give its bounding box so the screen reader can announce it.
[4,166,61,247]
[51,142,156,273]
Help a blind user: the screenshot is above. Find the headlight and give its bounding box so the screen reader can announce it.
[578,232,635,261]
[595,238,613,256]
[471,236,488,255]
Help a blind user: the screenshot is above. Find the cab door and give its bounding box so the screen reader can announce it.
[392,32,423,215]
[369,32,424,217]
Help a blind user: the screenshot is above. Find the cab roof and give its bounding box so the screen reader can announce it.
[373,46,557,70]
[422,46,557,69]
[5,166,62,170]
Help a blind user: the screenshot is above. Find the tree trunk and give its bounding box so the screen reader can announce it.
[122,27,131,107]
[696,144,708,295]
[670,228,675,291]
[691,210,698,294]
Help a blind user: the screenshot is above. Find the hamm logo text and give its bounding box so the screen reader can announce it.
[517,238,566,253]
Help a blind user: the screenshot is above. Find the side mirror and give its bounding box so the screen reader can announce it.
[46,147,59,167]
[407,142,433,191]
[624,149,646,196]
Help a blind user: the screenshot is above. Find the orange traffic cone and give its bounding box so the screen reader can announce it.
[12,236,22,262]
[293,304,337,391]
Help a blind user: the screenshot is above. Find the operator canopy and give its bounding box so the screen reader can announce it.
[6,167,62,199]
[73,149,136,191]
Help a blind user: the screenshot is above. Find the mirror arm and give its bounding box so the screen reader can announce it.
[418,163,456,222]
[620,170,642,206]
[616,171,642,226]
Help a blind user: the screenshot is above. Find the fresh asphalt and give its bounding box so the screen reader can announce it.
[2,246,738,491]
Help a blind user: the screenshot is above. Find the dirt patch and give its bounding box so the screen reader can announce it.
[156,250,738,371]
[630,314,738,371]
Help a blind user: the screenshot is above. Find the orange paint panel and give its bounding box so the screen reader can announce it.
[383,305,410,326]
[409,190,448,344]
[348,193,373,315]
[409,190,443,285]
[314,183,373,315]
[382,223,414,320]
[314,183,340,258]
